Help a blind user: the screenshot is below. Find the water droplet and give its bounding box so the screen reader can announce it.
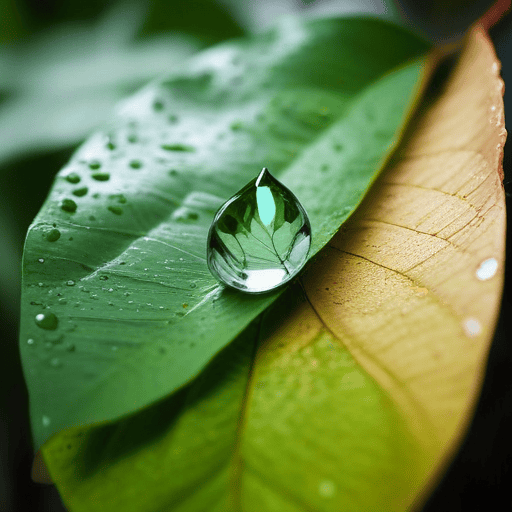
[168,169,179,177]
[129,160,142,169]
[27,338,35,345]
[108,205,123,215]
[109,193,127,204]
[172,208,199,222]
[476,258,498,281]
[42,415,51,427]
[60,199,77,213]
[35,312,58,330]
[153,99,165,111]
[50,357,62,368]
[318,479,336,498]
[66,280,75,286]
[106,135,116,150]
[65,172,81,184]
[161,144,195,152]
[168,114,179,123]
[91,172,110,181]
[463,318,481,337]
[73,186,88,196]
[66,342,76,352]
[38,258,44,263]
[99,276,108,280]
[45,228,61,242]
[190,283,197,288]
[127,134,138,143]
[207,168,311,293]
[89,160,101,170]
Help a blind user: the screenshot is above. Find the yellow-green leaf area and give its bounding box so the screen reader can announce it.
[43,300,424,512]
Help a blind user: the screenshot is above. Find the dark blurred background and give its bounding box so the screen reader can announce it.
[0,1,510,510]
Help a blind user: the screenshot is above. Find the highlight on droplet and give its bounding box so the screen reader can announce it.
[476,258,498,281]
[463,317,481,337]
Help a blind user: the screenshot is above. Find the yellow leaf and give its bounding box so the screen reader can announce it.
[253,24,506,510]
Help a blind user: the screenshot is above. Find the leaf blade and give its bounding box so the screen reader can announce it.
[20,16,430,449]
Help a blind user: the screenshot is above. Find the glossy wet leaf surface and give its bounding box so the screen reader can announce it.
[20,16,430,450]
[40,24,506,512]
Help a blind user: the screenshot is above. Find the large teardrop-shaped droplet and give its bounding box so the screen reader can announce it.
[207,168,311,293]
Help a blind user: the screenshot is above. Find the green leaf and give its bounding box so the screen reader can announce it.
[42,291,423,512]
[20,16,430,451]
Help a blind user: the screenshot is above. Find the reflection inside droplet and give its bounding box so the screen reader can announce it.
[207,168,311,293]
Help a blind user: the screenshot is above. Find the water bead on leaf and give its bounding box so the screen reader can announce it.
[207,168,311,293]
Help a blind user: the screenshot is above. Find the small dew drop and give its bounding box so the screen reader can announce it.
[108,205,123,215]
[153,99,165,111]
[42,416,51,427]
[168,114,179,123]
[129,160,142,169]
[73,186,88,197]
[50,357,62,368]
[65,173,81,184]
[45,228,61,242]
[27,338,35,345]
[99,276,108,281]
[88,161,101,170]
[161,144,195,152]
[106,136,116,150]
[91,172,110,181]
[463,318,481,337]
[190,283,197,288]
[38,258,44,263]
[318,480,336,498]
[35,312,58,330]
[66,280,75,286]
[168,169,179,177]
[60,199,77,213]
[476,258,498,281]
